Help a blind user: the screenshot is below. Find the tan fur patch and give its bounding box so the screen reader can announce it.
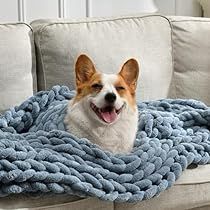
[115,75,137,109]
[73,73,102,104]
[118,58,139,94]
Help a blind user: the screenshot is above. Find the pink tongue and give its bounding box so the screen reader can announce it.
[100,111,117,123]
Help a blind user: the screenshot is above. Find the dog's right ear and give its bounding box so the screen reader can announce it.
[75,54,96,86]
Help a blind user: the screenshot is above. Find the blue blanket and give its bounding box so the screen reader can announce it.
[0,85,210,202]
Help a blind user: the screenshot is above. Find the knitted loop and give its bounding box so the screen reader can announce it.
[0,85,210,202]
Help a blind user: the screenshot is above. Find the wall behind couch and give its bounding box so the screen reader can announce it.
[0,0,202,23]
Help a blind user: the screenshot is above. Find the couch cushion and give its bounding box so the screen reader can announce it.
[31,15,173,101]
[168,16,210,105]
[0,195,113,210]
[0,23,36,113]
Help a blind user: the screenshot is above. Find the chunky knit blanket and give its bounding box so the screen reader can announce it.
[0,85,210,202]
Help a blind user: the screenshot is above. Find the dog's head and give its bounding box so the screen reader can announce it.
[73,54,139,124]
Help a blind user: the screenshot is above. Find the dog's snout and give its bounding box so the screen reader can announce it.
[105,93,116,104]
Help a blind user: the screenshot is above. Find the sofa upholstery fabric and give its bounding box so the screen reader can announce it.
[168,16,210,105]
[0,23,36,113]
[0,195,113,210]
[32,15,173,102]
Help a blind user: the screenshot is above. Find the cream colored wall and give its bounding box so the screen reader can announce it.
[0,0,202,23]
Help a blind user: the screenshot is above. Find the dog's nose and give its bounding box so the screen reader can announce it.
[105,93,116,104]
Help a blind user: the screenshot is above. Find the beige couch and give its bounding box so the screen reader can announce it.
[0,14,210,210]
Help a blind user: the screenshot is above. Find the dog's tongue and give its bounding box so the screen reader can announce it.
[100,110,117,123]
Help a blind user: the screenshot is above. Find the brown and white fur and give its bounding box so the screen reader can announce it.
[65,54,139,154]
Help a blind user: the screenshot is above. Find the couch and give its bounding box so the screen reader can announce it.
[0,14,210,210]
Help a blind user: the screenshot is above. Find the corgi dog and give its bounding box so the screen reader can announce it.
[65,54,139,154]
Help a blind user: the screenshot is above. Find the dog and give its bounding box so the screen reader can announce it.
[65,54,139,154]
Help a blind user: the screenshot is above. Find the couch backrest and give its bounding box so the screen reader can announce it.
[31,15,173,102]
[168,16,210,105]
[1,15,210,113]
[0,23,36,113]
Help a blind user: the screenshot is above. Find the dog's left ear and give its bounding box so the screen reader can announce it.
[119,58,139,93]
[75,54,96,86]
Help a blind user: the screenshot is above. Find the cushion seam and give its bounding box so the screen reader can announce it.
[171,19,210,23]
[0,22,33,32]
[36,34,47,90]
[175,181,210,186]
[35,14,171,34]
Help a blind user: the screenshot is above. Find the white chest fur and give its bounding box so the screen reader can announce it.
[65,100,138,154]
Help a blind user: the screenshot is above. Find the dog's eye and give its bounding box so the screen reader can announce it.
[92,83,103,90]
[116,86,125,91]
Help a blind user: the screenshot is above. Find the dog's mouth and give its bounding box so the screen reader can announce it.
[90,103,124,124]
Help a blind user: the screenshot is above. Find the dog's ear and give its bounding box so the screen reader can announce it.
[119,58,139,93]
[75,54,96,86]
